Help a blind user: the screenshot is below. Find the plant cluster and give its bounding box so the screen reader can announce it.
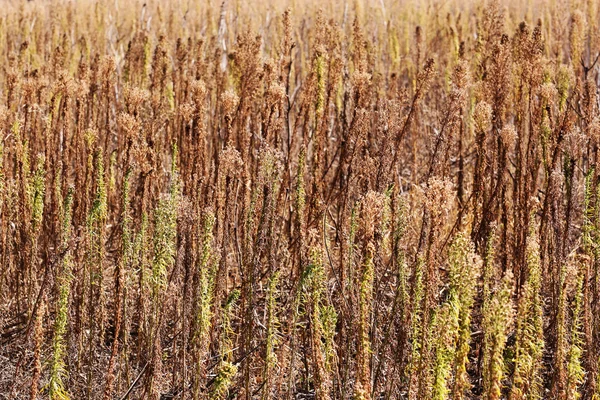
[1,0,600,399]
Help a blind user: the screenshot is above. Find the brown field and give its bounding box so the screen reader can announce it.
[0,0,599,398]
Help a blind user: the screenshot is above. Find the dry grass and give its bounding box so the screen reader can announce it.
[1,0,600,399]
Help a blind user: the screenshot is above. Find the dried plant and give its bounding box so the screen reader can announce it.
[0,1,599,399]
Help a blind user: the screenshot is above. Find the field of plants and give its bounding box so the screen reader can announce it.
[0,0,599,398]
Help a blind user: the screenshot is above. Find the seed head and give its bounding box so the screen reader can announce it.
[221,89,239,118]
[474,101,493,132]
[589,117,600,144]
[500,124,518,148]
[540,82,558,105]
[425,177,454,220]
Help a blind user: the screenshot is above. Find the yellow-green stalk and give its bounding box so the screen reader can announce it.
[151,144,180,302]
[148,144,180,398]
[288,148,307,397]
[193,210,218,400]
[451,234,481,399]
[482,271,514,400]
[355,192,386,400]
[302,239,337,400]
[30,156,45,234]
[28,156,46,400]
[48,188,74,400]
[555,262,569,397]
[431,301,459,400]
[395,197,409,324]
[86,151,108,342]
[565,271,585,399]
[431,233,480,400]
[263,270,280,400]
[407,256,425,399]
[211,290,240,400]
[510,226,545,400]
[133,212,150,346]
[355,241,374,400]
